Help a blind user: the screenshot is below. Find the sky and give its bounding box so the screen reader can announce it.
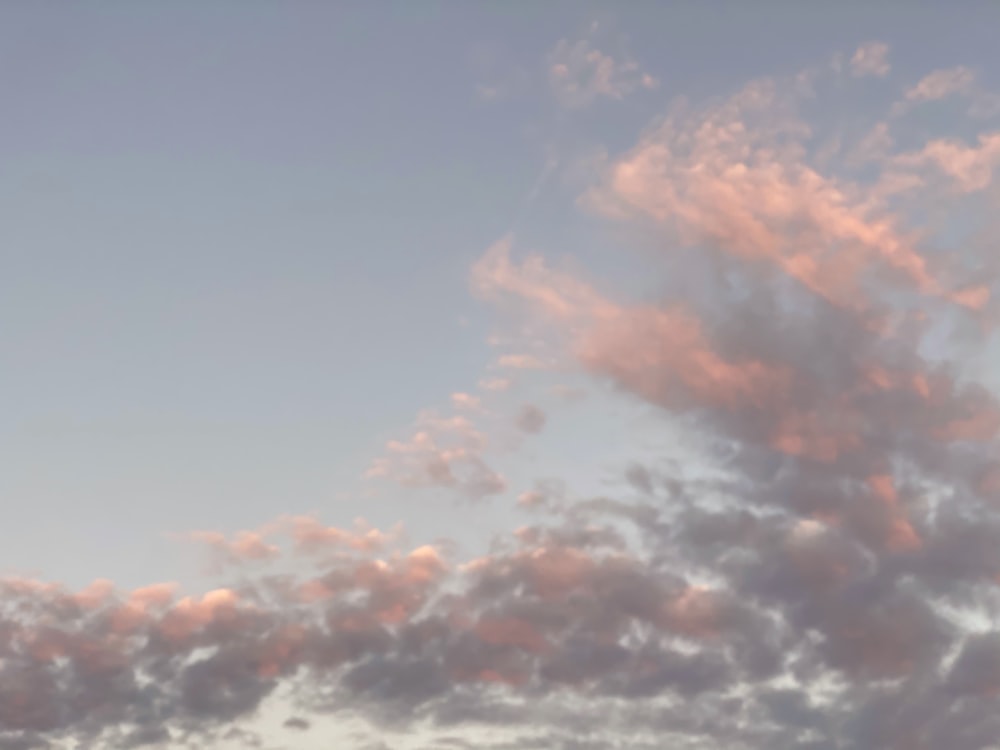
[3,3,1000,749]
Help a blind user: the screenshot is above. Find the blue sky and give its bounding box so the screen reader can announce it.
[3,4,1000,750]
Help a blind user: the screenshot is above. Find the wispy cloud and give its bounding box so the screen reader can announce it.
[850,41,890,78]
[905,65,975,102]
[547,26,657,109]
[892,64,1000,118]
[497,353,549,370]
[365,410,507,500]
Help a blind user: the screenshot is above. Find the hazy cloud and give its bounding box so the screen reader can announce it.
[547,27,656,109]
[850,41,890,78]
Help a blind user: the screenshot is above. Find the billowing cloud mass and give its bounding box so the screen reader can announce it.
[5,42,1000,750]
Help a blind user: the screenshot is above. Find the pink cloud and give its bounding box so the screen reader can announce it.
[189,529,281,569]
[285,515,397,555]
[478,376,512,392]
[893,131,1000,192]
[497,353,547,370]
[474,239,796,426]
[547,33,656,109]
[591,123,941,310]
[451,392,482,411]
[905,65,975,102]
[6,43,1000,750]
[850,41,890,78]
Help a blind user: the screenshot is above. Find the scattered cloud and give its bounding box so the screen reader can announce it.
[547,29,656,109]
[497,353,548,370]
[478,376,513,392]
[6,40,1000,750]
[892,131,1000,192]
[905,65,975,102]
[366,411,506,500]
[550,383,587,403]
[892,64,1000,118]
[516,478,567,511]
[451,392,483,412]
[469,40,533,105]
[186,529,280,573]
[282,717,311,731]
[850,41,890,78]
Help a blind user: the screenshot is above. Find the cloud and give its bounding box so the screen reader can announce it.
[547,30,656,109]
[850,41,890,78]
[186,530,280,573]
[473,238,802,441]
[892,131,1000,193]
[582,83,965,313]
[515,404,547,434]
[905,65,975,102]
[516,479,567,511]
[469,41,533,105]
[478,377,512,392]
[550,383,587,403]
[2,470,999,746]
[366,411,506,500]
[283,515,398,556]
[497,354,547,370]
[891,65,1000,119]
[187,516,398,574]
[451,392,483,412]
[467,45,1000,747]
[7,43,1000,750]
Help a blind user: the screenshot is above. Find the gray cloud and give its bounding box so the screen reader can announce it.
[515,404,547,434]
